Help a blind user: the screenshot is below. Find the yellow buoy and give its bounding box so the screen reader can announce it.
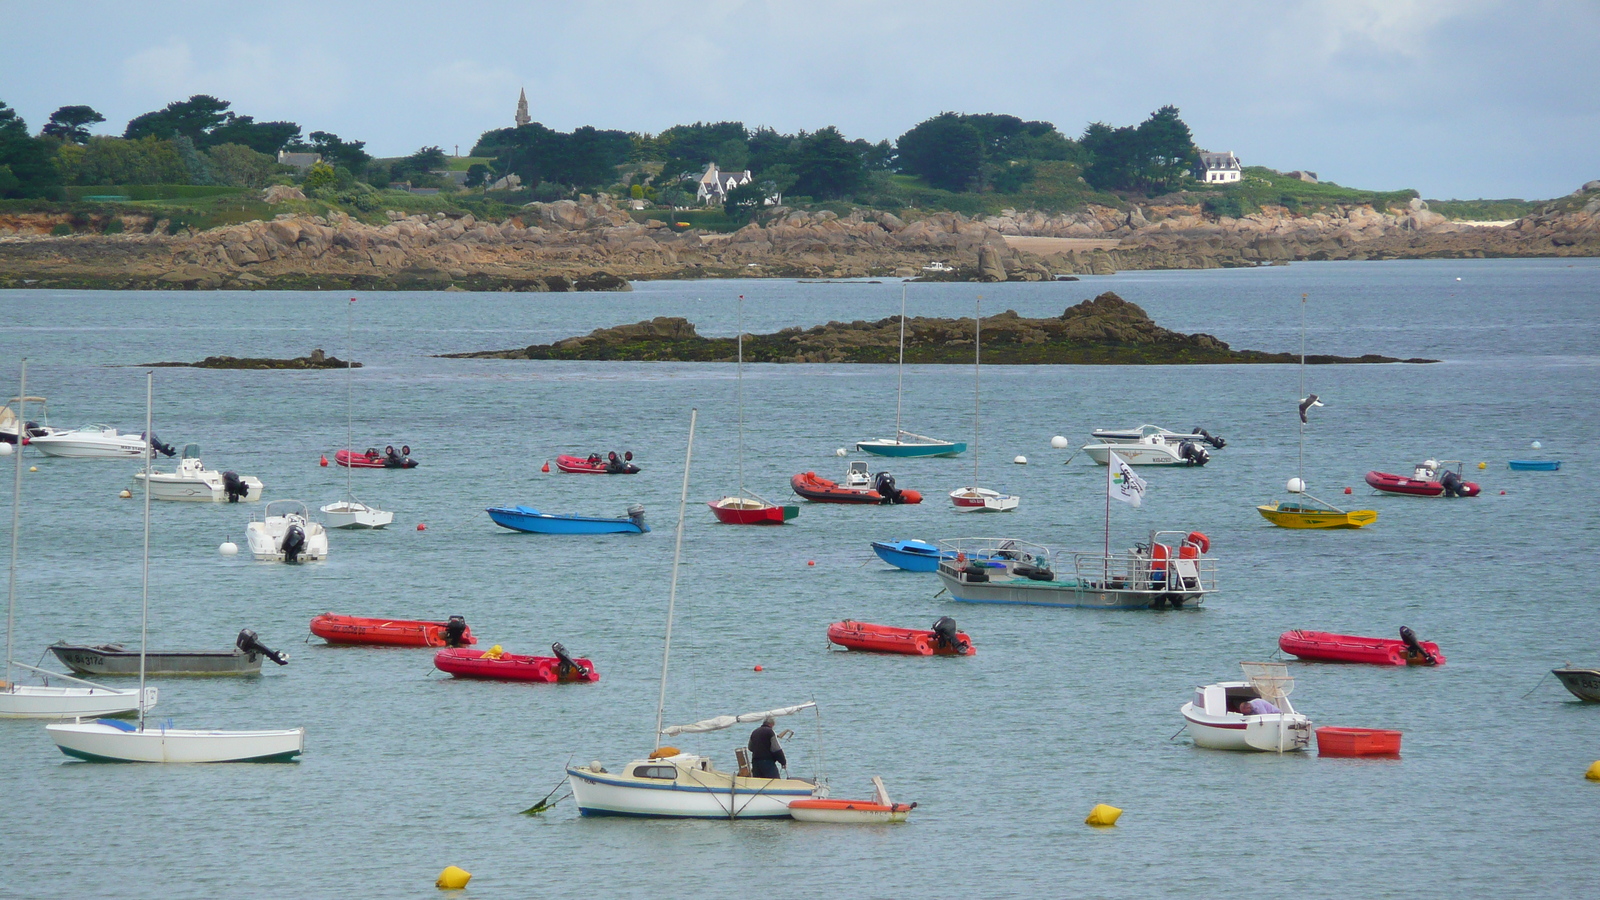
[1085,803,1122,826]
[28,466,38,472]
[436,866,472,889]
[119,489,132,498]
[1586,761,1600,781]
[1477,461,1487,469]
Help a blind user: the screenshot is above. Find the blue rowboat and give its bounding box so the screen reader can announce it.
[487,505,650,535]
[871,539,952,572]
[1507,460,1561,471]
[856,434,966,458]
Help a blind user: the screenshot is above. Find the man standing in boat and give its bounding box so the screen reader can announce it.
[748,716,787,779]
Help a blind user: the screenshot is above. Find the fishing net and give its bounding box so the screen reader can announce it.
[1241,661,1294,707]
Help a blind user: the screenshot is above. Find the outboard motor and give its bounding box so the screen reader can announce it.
[1440,469,1463,498]
[23,420,47,439]
[384,446,403,467]
[872,471,902,504]
[606,451,623,474]
[222,471,249,503]
[443,615,470,647]
[552,641,590,680]
[930,616,968,654]
[1192,427,1226,449]
[626,504,647,530]
[281,523,306,562]
[1178,441,1210,466]
[145,432,177,457]
[236,628,289,665]
[1399,626,1438,666]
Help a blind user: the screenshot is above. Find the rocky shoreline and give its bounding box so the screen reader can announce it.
[0,184,1595,291]
[142,349,358,369]
[440,292,1437,365]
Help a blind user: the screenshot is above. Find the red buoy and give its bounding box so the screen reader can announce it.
[753,665,763,672]
[1344,487,1352,494]
[807,560,815,566]
[319,455,328,467]
[417,523,427,531]
[541,460,550,473]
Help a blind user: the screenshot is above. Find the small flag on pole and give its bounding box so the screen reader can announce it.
[1108,450,1147,508]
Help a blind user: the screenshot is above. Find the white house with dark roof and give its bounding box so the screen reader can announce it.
[695,162,754,205]
[1195,151,1242,184]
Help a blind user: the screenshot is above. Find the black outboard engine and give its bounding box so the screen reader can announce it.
[1192,427,1226,449]
[606,451,623,474]
[1399,625,1438,666]
[281,523,306,562]
[236,628,289,665]
[551,641,590,679]
[384,446,403,467]
[144,432,177,457]
[1178,441,1210,466]
[626,504,647,530]
[1440,469,1463,498]
[23,420,48,439]
[930,616,969,654]
[222,471,249,503]
[872,472,901,504]
[443,615,469,647]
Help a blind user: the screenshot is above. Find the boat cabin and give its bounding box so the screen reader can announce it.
[1192,680,1296,716]
[845,461,871,488]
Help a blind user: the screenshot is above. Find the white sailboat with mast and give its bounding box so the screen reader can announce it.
[46,373,305,763]
[1,361,149,720]
[322,297,393,529]
[709,295,798,525]
[856,284,966,458]
[568,409,827,817]
[949,297,1019,511]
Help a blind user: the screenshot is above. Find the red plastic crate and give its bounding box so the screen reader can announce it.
[1316,726,1402,757]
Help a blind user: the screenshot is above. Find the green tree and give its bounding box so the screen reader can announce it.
[1134,105,1198,193]
[896,113,985,191]
[301,131,371,171]
[789,127,866,200]
[41,105,105,144]
[171,134,214,185]
[206,143,278,188]
[0,101,61,198]
[723,181,765,220]
[124,95,232,142]
[61,136,185,185]
[465,163,490,189]
[206,115,301,154]
[302,160,338,194]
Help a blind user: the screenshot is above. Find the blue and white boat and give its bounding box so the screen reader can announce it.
[486,504,650,535]
[1507,460,1560,471]
[871,539,953,572]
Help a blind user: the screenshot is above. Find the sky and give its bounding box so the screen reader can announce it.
[3,0,1597,200]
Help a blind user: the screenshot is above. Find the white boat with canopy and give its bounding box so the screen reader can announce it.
[1,364,148,720]
[566,409,828,818]
[28,423,174,459]
[1180,661,1313,753]
[247,500,329,561]
[46,372,304,764]
[322,297,394,529]
[0,394,55,444]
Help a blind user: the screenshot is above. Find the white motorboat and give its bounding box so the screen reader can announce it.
[1090,424,1226,449]
[46,720,304,763]
[134,444,262,502]
[2,362,147,720]
[936,532,1215,609]
[566,410,829,818]
[322,296,394,529]
[45,373,303,764]
[246,500,329,561]
[1083,433,1210,466]
[0,395,56,444]
[1180,662,1313,752]
[29,424,175,459]
[949,298,1018,512]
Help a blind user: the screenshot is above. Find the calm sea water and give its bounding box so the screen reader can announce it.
[1,258,1597,900]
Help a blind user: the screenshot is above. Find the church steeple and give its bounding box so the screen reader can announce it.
[515,88,530,128]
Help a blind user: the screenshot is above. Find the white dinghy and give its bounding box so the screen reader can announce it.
[1180,661,1313,752]
[1,363,147,720]
[321,297,393,529]
[46,372,304,764]
[949,298,1018,512]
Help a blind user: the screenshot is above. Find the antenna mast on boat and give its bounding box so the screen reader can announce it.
[345,297,354,501]
[1298,293,1306,489]
[4,360,23,691]
[653,408,697,745]
[138,372,152,730]
[894,283,906,440]
[972,296,981,485]
[735,296,745,501]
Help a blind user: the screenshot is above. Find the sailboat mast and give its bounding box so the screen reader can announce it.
[653,408,697,745]
[735,296,745,500]
[894,284,906,439]
[1298,293,1306,487]
[973,298,981,483]
[4,360,23,688]
[346,297,354,499]
[138,372,152,728]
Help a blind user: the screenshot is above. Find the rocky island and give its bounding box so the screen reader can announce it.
[143,349,358,369]
[441,292,1436,365]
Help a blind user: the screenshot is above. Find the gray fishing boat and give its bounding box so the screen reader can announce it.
[935,532,1216,609]
[1552,667,1600,702]
[49,629,287,677]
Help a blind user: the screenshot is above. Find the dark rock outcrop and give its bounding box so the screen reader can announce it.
[144,348,359,369]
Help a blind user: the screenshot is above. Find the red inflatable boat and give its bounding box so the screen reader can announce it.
[1364,462,1479,497]
[433,644,599,682]
[828,618,973,655]
[310,613,474,648]
[556,453,639,474]
[336,448,419,469]
[1278,628,1444,666]
[791,472,922,504]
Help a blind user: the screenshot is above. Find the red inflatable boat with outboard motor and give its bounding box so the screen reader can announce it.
[1278,627,1444,666]
[433,643,600,682]
[310,613,473,647]
[791,471,922,504]
[336,447,419,469]
[827,617,973,656]
[556,452,639,474]
[1364,460,1478,497]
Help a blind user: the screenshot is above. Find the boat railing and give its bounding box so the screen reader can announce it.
[1069,549,1217,595]
[260,499,311,520]
[934,538,1053,574]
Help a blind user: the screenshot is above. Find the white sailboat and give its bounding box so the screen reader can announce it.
[949,298,1018,512]
[708,295,798,525]
[322,297,393,529]
[1,361,148,720]
[47,373,305,763]
[856,284,966,459]
[568,409,828,818]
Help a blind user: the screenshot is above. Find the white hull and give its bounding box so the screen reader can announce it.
[788,805,909,824]
[950,486,1019,511]
[567,762,822,818]
[0,684,153,719]
[1083,443,1190,466]
[30,428,150,458]
[246,502,329,561]
[46,721,304,763]
[137,471,264,502]
[1181,702,1312,752]
[321,500,394,529]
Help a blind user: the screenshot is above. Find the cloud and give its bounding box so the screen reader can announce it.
[118,37,347,121]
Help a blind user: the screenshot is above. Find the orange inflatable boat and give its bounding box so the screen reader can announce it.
[309,613,474,648]
[827,617,973,656]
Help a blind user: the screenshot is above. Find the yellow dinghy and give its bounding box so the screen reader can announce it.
[1257,498,1377,529]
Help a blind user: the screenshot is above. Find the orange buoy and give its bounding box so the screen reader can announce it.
[319,455,328,467]
[541,460,550,473]
[417,523,427,531]
[807,560,815,566]
[754,665,763,672]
